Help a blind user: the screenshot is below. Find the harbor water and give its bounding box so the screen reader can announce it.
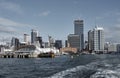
[0,54,120,78]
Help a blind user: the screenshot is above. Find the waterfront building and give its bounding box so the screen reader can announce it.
[36,36,43,48]
[68,34,80,50]
[44,42,49,48]
[24,34,30,44]
[84,41,88,50]
[65,40,68,47]
[55,40,62,49]
[74,20,84,50]
[104,42,110,52]
[93,27,104,52]
[0,47,4,52]
[31,29,38,44]
[60,47,77,53]
[108,43,117,52]
[48,36,54,48]
[88,27,104,52]
[117,44,120,53]
[11,37,20,50]
[20,42,27,46]
[88,30,93,51]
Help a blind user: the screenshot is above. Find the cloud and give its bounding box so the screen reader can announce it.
[0,26,16,34]
[38,11,51,17]
[0,17,30,27]
[0,1,23,14]
[0,18,18,26]
[95,11,120,21]
[94,11,120,43]
[73,1,78,4]
[115,12,120,16]
[0,17,35,44]
[0,17,33,35]
[95,16,104,20]
[104,23,120,43]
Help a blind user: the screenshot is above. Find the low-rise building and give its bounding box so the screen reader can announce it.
[108,43,117,52]
[60,47,77,53]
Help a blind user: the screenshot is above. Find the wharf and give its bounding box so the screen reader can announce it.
[0,53,30,58]
[0,52,55,58]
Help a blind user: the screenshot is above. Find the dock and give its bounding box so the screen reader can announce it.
[0,52,55,58]
[0,53,30,58]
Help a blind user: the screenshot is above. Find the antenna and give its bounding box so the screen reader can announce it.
[95,18,97,28]
[95,18,98,28]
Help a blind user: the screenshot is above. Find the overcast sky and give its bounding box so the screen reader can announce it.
[0,0,120,43]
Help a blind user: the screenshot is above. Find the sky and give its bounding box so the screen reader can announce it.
[0,0,120,44]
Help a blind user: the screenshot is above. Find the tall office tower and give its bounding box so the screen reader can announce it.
[74,20,84,51]
[88,30,93,51]
[117,44,120,53]
[11,37,19,50]
[65,40,68,47]
[24,34,29,44]
[48,36,54,48]
[55,40,62,49]
[31,29,38,44]
[68,34,80,50]
[36,36,43,48]
[93,27,104,52]
[104,42,110,52]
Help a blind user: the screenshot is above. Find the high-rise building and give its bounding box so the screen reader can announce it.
[24,34,29,44]
[31,29,38,44]
[84,41,88,50]
[36,36,43,48]
[11,37,19,50]
[117,44,120,53]
[88,30,93,51]
[55,40,62,49]
[65,40,68,47]
[93,27,104,52]
[74,20,84,50]
[48,36,54,48]
[104,42,110,52]
[68,34,80,50]
[88,27,105,52]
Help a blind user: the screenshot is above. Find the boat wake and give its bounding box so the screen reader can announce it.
[49,60,120,78]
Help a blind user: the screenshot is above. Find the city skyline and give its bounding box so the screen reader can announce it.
[0,0,120,43]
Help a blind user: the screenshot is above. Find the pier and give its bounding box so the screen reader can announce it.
[0,53,30,58]
[0,45,59,58]
[0,52,55,58]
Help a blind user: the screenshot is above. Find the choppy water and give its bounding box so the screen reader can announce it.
[0,54,120,78]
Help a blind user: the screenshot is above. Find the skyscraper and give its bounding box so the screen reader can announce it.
[88,30,93,51]
[65,40,68,47]
[11,37,19,50]
[55,40,62,49]
[74,20,84,51]
[24,34,29,44]
[48,36,54,48]
[93,27,104,52]
[31,29,38,44]
[68,34,80,50]
[36,36,43,48]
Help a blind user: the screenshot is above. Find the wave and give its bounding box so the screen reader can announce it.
[90,69,120,78]
[49,60,120,78]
